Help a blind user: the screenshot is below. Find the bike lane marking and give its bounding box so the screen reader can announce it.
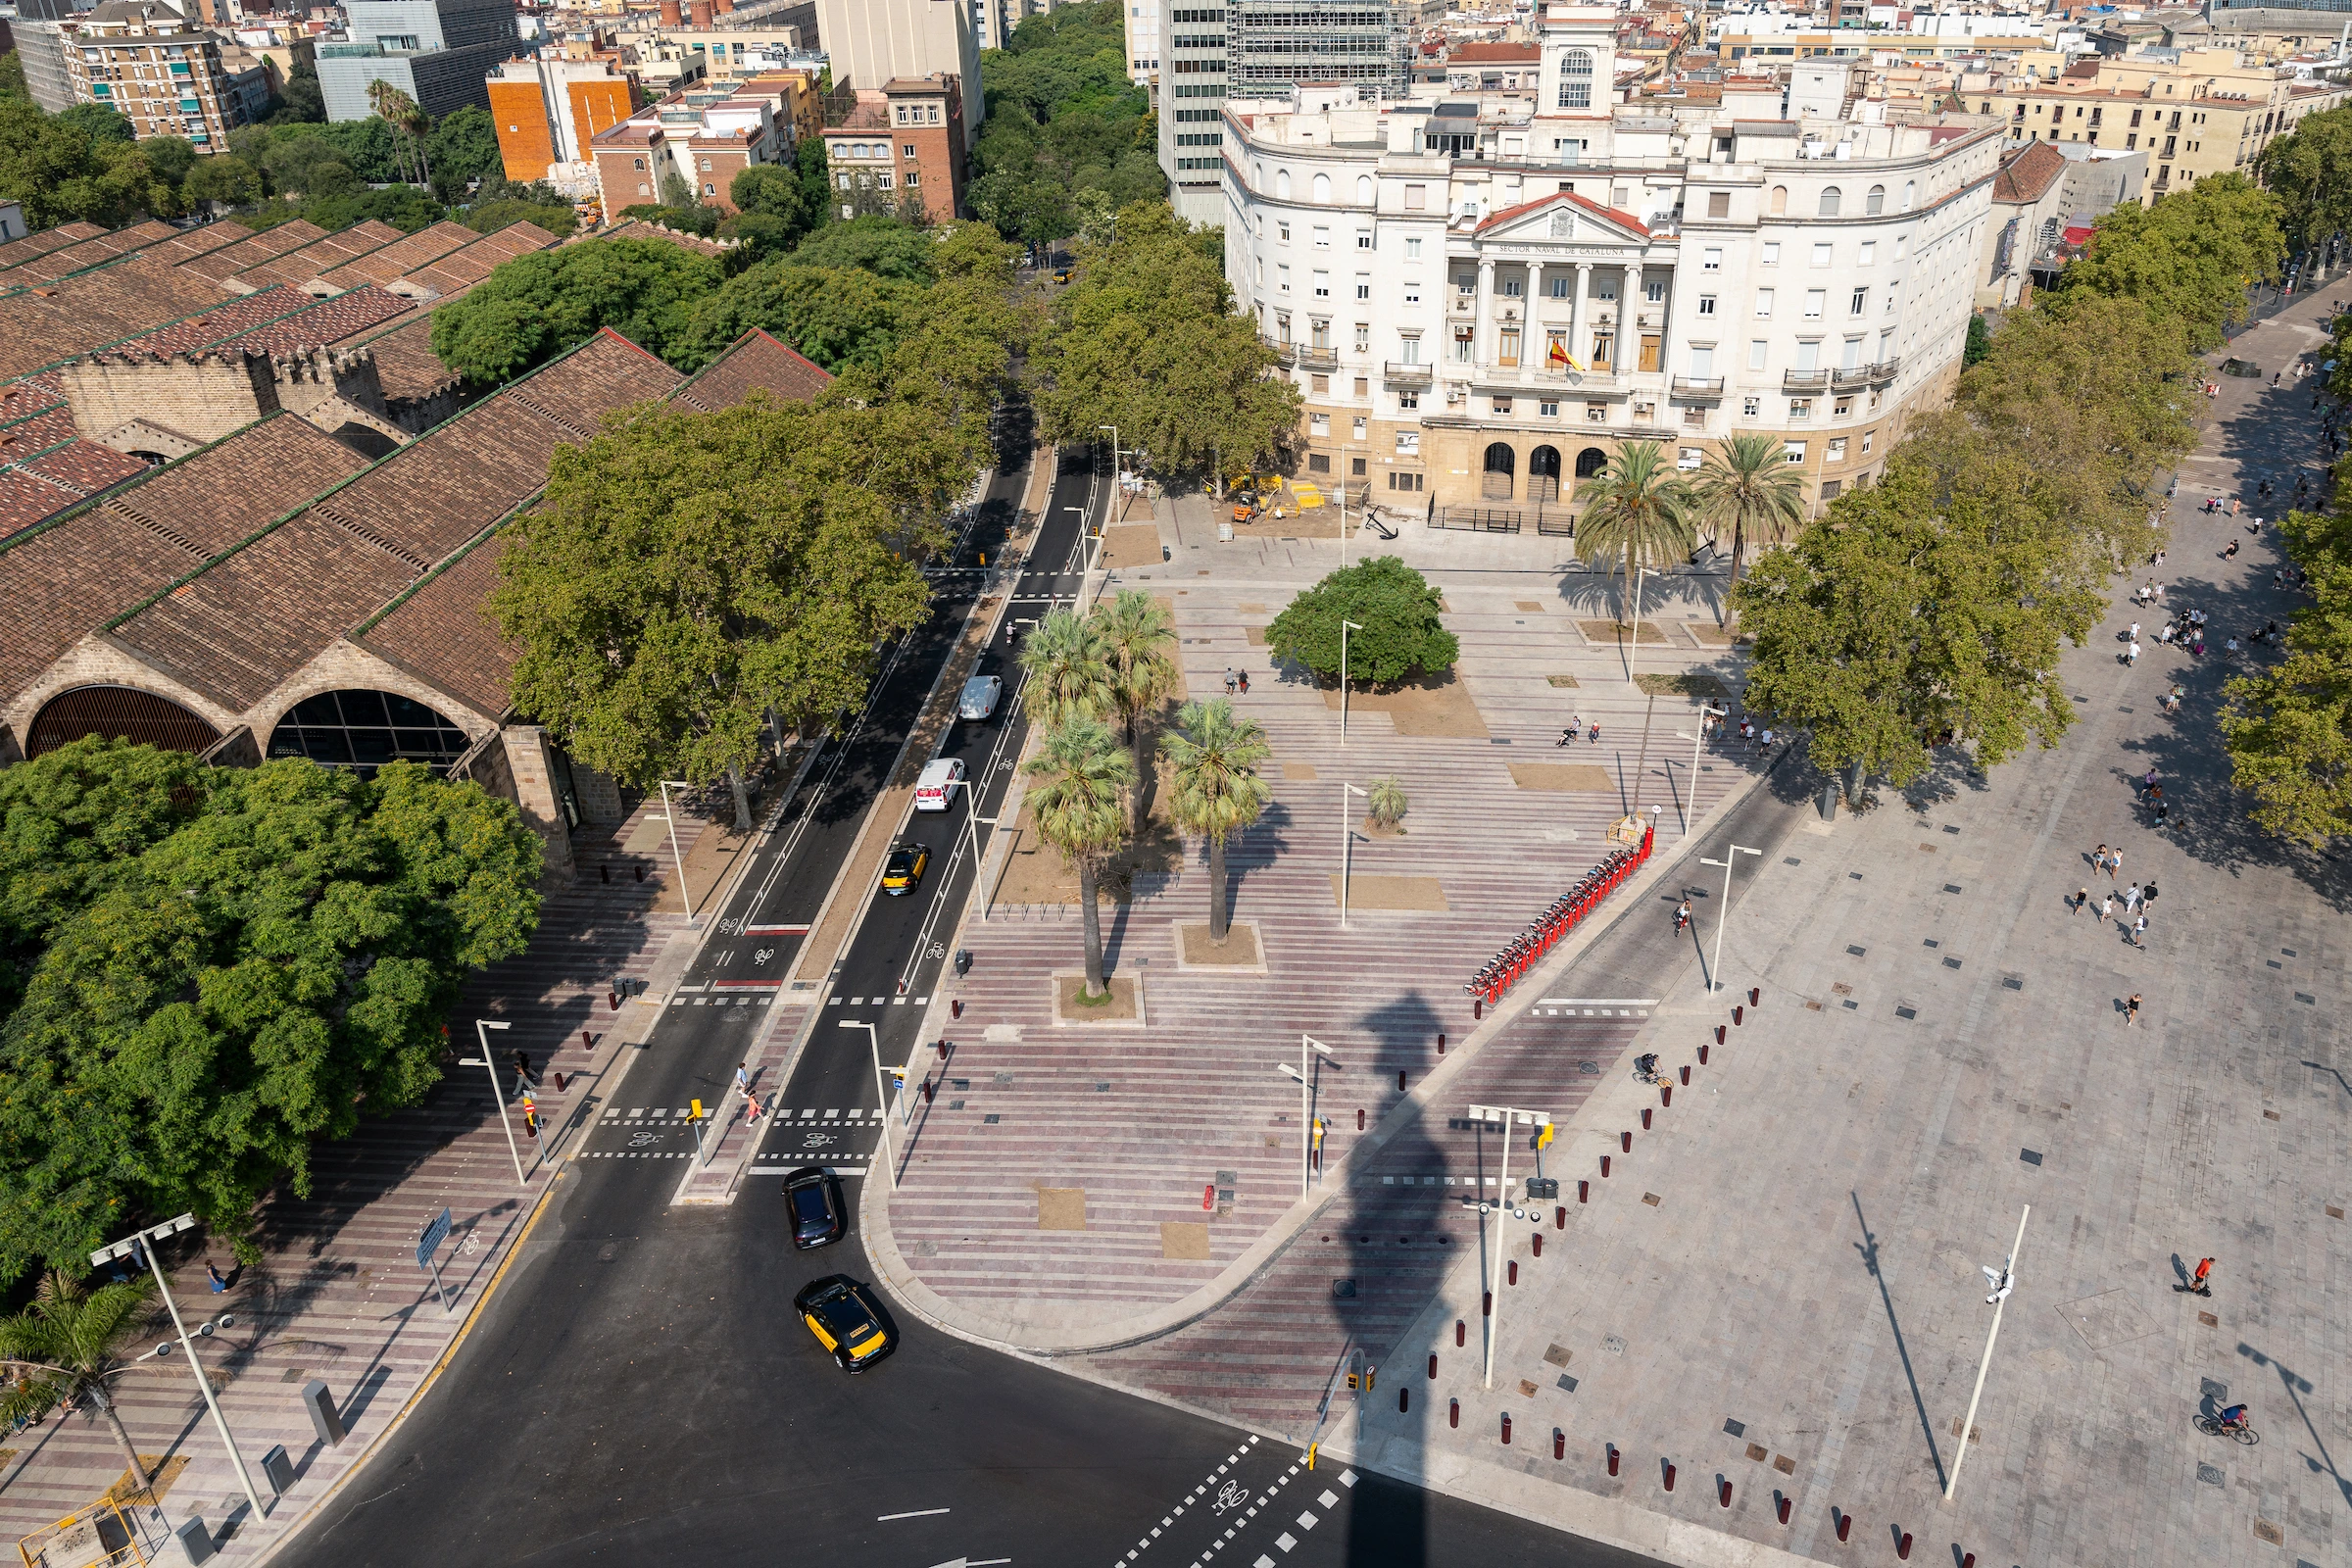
[1102,1434,1333,1568]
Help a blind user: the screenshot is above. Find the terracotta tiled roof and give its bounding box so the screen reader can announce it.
[1449,41,1540,64]
[1991,139,2067,203]
[1474,189,1652,238]
[0,222,106,273]
[315,220,479,289]
[140,222,251,269]
[671,328,831,413]
[0,416,368,694]
[23,438,147,499]
[0,254,231,380]
[108,286,305,357]
[349,310,462,403]
[593,219,730,257]
[401,221,561,296]
[172,220,332,282]
[8,220,180,286]
[230,220,408,289]
[355,530,517,717]
[213,285,416,357]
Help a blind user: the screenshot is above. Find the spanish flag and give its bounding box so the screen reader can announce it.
[1548,339,1584,371]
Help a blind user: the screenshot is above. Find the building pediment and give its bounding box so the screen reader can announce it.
[1471,191,1652,255]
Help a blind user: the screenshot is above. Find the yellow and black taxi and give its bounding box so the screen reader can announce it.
[1051,266,1072,285]
[794,1275,896,1372]
[880,842,929,896]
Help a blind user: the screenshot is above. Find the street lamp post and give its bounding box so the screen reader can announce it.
[1098,424,1122,525]
[1340,619,1365,742]
[654,779,698,924]
[91,1216,269,1524]
[1273,1035,1337,1199]
[1467,1103,1550,1391]
[1945,1205,2031,1501]
[1682,702,1727,839]
[1340,781,1367,929]
[838,1019,898,1190]
[1696,843,1762,992]
[460,1018,528,1186]
[946,776,995,922]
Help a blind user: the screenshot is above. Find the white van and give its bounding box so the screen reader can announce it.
[913,757,967,812]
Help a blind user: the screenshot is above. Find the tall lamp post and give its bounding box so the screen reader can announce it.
[1946,1205,2031,1501]
[1272,1035,1337,1199]
[653,779,698,924]
[838,1019,898,1190]
[1680,702,1727,838]
[1340,618,1365,742]
[1340,781,1367,929]
[461,1018,528,1186]
[946,775,995,922]
[1696,843,1762,992]
[91,1215,269,1524]
[1467,1103,1551,1391]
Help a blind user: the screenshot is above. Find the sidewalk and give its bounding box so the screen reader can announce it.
[0,794,712,1560]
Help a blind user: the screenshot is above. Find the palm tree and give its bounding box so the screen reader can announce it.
[1018,608,1114,730]
[1367,774,1408,833]
[1092,590,1182,820]
[1575,440,1698,623]
[1159,699,1271,944]
[366,80,431,187]
[1690,432,1808,607]
[1023,718,1135,1000]
[0,1272,158,1491]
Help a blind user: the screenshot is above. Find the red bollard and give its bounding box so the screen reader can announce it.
[1358,1108,1366,1130]
[1715,1024,1726,1045]
[1663,1463,1676,1493]
[1399,1070,1408,1090]
[1532,1232,1543,1256]
[1961,1555,1975,1568]
[1429,1353,1439,1378]
[1578,1180,1590,1203]
[1897,1533,1912,1561]
[1621,1131,1633,1152]
[581,1028,593,1048]
[1720,1479,1733,1508]
[1474,999,1482,1019]
[553,1072,566,1092]
[1599,1155,1611,1178]
[952,999,963,1018]
[609,990,619,1010]
[1399,1389,1409,1413]
[1203,1184,1214,1209]
[1501,1413,1512,1445]
[1680,1064,1690,1086]
[1483,1291,1493,1316]
[1662,1085,1673,1107]
[1449,1398,1459,1429]
[1698,1044,1710,1066]
[1607,1446,1620,1476]
[1508,1259,1518,1286]
[1439,1033,1447,1054]
[1836,1512,1852,1544]
[1733,1005,1744,1026]
[1554,1429,1565,1460]
[1777,1495,1791,1525]
[1555,1204,1566,1228]
[1749,987,1760,1006]
[1455,1320,1466,1348]
[1642,1107,1652,1130]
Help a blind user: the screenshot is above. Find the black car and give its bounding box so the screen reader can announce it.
[783,1164,846,1250]
[793,1275,896,1372]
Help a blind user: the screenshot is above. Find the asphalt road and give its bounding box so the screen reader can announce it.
[271,432,1652,1568]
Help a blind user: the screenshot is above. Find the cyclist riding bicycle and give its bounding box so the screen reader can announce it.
[1634,1053,1662,1082]
[2217,1404,2249,1431]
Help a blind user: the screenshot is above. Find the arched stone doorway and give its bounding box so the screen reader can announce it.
[26,685,220,759]
[1528,445,1563,503]
[267,690,473,778]
[1482,442,1516,501]
[1574,446,1610,478]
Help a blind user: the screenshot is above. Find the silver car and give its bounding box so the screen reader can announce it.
[957,675,1003,720]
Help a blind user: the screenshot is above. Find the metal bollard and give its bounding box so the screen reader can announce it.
[1733,1005,1743,1025]
[1399,1070,1408,1090]
[1698,1043,1709,1065]
[1455,1320,1465,1348]
[1897,1534,1912,1561]
[1429,1352,1440,1377]
[1578,1181,1589,1203]
[1555,1204,1566,1228]
[1680,1064,1690,1086]
[1599,1155,1610,1177]
[1606,1445,1619,1476]
[1449,1398,1459,1429]
[952,999,963,1018]
[1399,1389,1409,1413]
[1715,1024,1726,1044]
[1507,1259,1518,1286]
[1483,1291,1492,1316]
[1663,1463,1676,1493]
[1532,1232,1543,1257]
[1501,1413,1511,1445]
[1778,1495,1791,1525]
[1642,1107,1652,1129]
[1473,999,1482,1019]
[1749,987,1760,1006]
[1554,1428,1565,1459]
[1621,1130,1633,1152]
[1720,1479,1733,1508]
[1357,1108,1365,1130]
[1836,1512,1852,1544]
[609,990,619,1010]
[1438,1032,1446,1054]
[1662,1086,1672,1107]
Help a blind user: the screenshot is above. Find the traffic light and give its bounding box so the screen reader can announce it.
[1535,1120,1556,1151]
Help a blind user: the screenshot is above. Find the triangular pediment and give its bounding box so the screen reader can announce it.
[1475,191,1652,247]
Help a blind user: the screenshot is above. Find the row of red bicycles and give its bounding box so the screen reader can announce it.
[1467,820,1655,1008]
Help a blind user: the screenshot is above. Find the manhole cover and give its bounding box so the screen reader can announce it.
[1331,1278,1358,1298]
[2198,1463,2224,1487]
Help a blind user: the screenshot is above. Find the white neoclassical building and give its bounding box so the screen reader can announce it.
[1219,5,2006,527]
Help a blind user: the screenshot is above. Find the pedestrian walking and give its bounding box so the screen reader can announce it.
[207,1262,228,1294]
[2132,914,2148,947]
[735,1061,751,1096]
[2129,621,2140,642]
[2141,881,2158,908]
[2124,883,2143,913]
[2099,892,2116,923]
[2126,993,2141,1027]
[510,1050,535,1098]
[1589,720,1600,745]
[1223,666,1236,696]
[2127,640,2140,666]
[2226,539,2240,560]
[1675,899,1692,933]
[2192,1256,2214,1296]
[2108,848,2122,882]
[521,1095,540,1139]
[746,1092,764,1126]
[2143,767,2158,796]
[1237,669,1250,695]
[2074,887,2091,914]
[2092,843,2109,874]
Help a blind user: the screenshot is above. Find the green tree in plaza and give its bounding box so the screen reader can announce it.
[1265,555,1458,688]
[0,740,543,1275]
[493,394,946,830]
[431,237,725,382]
[679,262,921,373]
[1018,607,1114,728]
[1573,441,1698,622]
[2254,106,2352,259]
[0,52,27,100]
[1732,451,2098,789]
[1159,698,1271,945]
[2056,172,2282,352]
[1030,200,1299,485]
[0,1271,158,1488]
[1689,431,1806,600]
[2221,499,2352,847]
[1092,589,1183,821]
[1023,717,1135,1000]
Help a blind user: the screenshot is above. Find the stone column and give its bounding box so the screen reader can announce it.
[1475,256,1495,369]
[1572,263,1592,373]
[1623,264,1644,373]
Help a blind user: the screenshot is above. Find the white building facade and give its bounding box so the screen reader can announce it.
[1221,6,2004,521]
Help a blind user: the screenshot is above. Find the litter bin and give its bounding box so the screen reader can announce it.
[1819,782,1839,822]
[261,1444,294,1496]
[954,949,972,978]
[172,1518,214,1565]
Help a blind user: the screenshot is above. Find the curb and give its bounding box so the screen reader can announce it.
[859,753,1792,1357]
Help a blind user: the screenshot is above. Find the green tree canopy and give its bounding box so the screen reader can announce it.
[2253,105,2352,256]
[729,163,815,251]
[1266,555,1459,687]
[1574,440,1698,613]
[2055,172,2282,351]
[1159,698,1270,944]
[492,393,949,828]
[431,237,725,381]
[2222,496,2352,846]
[786,214,937,280]
[0,741,542,1275]
[679,261,922,373]
[424,104,502,198]
[1022,717,1134,998]
[0,96,183,227]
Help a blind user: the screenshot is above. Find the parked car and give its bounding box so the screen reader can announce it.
[913,757,967,812]
[793,1275,895,1372]
[783,1165,846,1250]
[957,675,1003,720]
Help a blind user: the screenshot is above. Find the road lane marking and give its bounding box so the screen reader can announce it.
[878,1508,952,1521]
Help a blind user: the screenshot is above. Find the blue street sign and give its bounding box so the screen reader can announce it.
[416,1207,452,1271]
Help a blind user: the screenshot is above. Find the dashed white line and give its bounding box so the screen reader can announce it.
[875,1508,951,1521]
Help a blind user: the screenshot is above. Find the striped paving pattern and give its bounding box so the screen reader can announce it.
[883,579,1758,1341]
[0,814,692,1553]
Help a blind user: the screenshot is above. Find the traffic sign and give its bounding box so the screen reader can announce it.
[416,1207,452,1271]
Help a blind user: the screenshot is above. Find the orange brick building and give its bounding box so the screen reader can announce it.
[818,74,967,224]
[488,57,645,185]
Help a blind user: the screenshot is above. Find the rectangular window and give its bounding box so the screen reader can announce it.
[1742,395,1761,416]
[1861,429,1875,453]
[1586,402,1609,423]
[1697,295,1716,317]
[1279,222,1291,242]
[1452,328,1474,363]
[1355,276,1370,300]
[1678,446,1704,469]
[1645,279,1665,303]
[1828,437,1847,461]
[1357,230,1372,249]
[1811,243,1833,268]
[1399,333,1420,363]
[1761,242,1780,265]
[1307,452,1331,473]
[1886,282,1899,316]
[1310,414,1331,435]
[1278,266,1291,292]
[1313,225,1330,248]
[1857,241,1875,265]
[1894,235,1908,260]
[1849,287,1868,315]
[1690,344,1713,374]
[1311,373,1329,394]
[1403,281,1421,305]
[1784,440,1806,462]
[1456,273,1477,295]
[1549,274,1570,299]
[1404,185,1426,211]
[1396,431,1420,454]
[1804,290,1826,318]
[1353,416,1367,437]
[1702,247,1722,270]
[1540,400,1558,416]
[1820,478,1842,500]
[1748,339,1768,370]
[1404,236,1422,258]
[1398,390,1419,410]
[1707,190,1731,218]
[1755,289,1774,318]
[1493,396,1512,415]
[1498,328,1520,367]
[903,143,916,157]
[1788,401,1811,421]
[1353,323,1369,351]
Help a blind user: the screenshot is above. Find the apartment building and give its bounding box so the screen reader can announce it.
[813,0,983,148]
[318,0,518,120]
[817,74,967,223]
[1121,0,1158,82]
[487,55,645,185]
[1220,6,2002,521]
[1966,46,2299,194]
[64,0,263,150]
[589,73,792,212]
[1155,0,1227,223]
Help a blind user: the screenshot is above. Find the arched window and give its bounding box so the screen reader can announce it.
[1865,184,1885,216]
[1900,179,1916,211]
[1482,442,1516,500]
[1254,161,1266,189]
[1573,446,1609,480]
[1769,185,1788,217]
[1356,173,1374,205]
[268,690,472,778]
[27,685,220,760]
[1312,172,1331,204]
[1528,445,1563,503]
[1819,186,1841,218]
[1556,48,1592,110]
[1276,168,1292,198]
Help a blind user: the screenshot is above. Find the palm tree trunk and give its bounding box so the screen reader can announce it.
[1077,858,1107,998]
[90,1389,149,1492]
[1207,833,1229,943]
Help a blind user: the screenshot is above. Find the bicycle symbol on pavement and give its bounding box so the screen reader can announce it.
[803,1132,838,1150]
[628,1131,660,1148]
[754,947,775,966]
[1209,1480,1249,1517]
